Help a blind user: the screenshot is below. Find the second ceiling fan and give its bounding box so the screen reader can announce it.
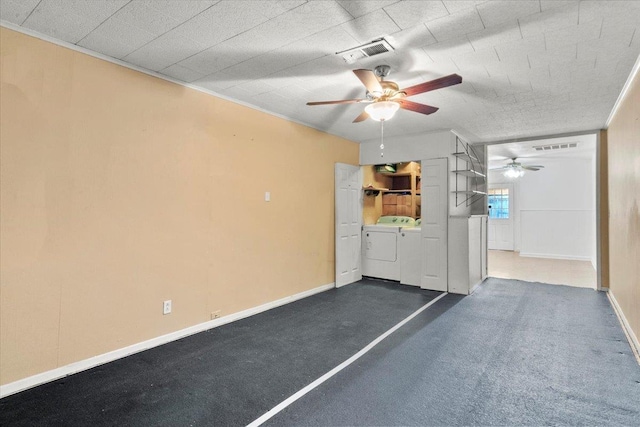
[306,65,462,123]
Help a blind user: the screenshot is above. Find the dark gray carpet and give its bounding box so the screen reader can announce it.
[266,278,640,426]
[0,279,440,427]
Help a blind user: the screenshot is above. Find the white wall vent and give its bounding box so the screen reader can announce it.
[533,142,578,151]
[337,38,395,64]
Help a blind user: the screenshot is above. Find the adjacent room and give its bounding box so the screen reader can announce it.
[486,134,598,289]
[1,1,639,426]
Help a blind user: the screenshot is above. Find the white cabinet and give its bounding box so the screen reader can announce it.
[448,216,488,295]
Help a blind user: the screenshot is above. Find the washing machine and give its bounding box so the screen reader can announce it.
[362,216,415,281]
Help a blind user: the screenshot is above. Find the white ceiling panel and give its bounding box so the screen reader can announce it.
[466,22,523,52]
[3,0,640,143]
[278,54,351,84]
[108,1,184,36]
[423,36,475,62]
[387,23,437,51]
[160,64,207,83]
[578,37,640,63]
[22,0,129,43]
[425,7,485,43]
[441,1,485,15]
[220,85,259,104]
[170,1,282,48]
[519,3,579,38]
[600,16,638,44]
[47,0,129,21]
[78,15,157,59]
[194,70,246,92]
[220,27,360,82]
[579,0,640,24]
[176,43,253,76]
[0,0,40,25]
[476,1,540,28]
[494,34,545,61]
[543,18,602,49]
[340,8,401,44]
[241,1,353,53]
[279,25,359,60]
[122,32,207,71]
[452,47,500,73]
[540,1,579,12]
[383,1,450,30]
[137,1,218,23]
[336,0,400,18]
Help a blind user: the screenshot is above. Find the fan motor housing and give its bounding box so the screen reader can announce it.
[374,65,391,78]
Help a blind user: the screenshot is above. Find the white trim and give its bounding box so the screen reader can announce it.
[518,252,591,261]
[605,53,640,128]
[469,279,485,295]
[0,282,335,398]
[247,292,449,427]
[607,290,640,366]
[0,21,332,139]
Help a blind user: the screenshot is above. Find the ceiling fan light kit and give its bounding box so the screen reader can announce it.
[365,101,399,121]
[503,167,526,179]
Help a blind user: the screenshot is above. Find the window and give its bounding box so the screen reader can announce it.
[488,188,509,219]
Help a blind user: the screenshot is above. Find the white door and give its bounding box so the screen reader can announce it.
[421,158,448,292]
[335,163,363,287]
[399,230,421,286]
[488,183,514,250]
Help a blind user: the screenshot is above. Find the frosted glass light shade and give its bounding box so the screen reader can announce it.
[503,168,525,178]
[365,101,400,121]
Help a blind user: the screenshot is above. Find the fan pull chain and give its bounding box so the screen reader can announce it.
[380,119,384,158]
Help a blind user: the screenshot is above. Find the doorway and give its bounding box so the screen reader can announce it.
[487,183,514,251]
[486,134,598,289]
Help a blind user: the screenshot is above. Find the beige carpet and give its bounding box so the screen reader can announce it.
[488,250,597,289]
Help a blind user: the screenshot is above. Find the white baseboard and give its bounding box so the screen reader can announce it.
[0,282,335,398]
[607,290,640,365]
[519,252,591,261]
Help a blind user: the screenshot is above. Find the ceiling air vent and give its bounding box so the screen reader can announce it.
[337,38,395,64]
[533,142,578,151]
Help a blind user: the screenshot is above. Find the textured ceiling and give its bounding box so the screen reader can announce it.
[1,0,639,143]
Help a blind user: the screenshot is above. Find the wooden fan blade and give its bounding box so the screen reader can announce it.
[522,166,544,171]
[353,69,383,94]
[307,98,366,106]
[400,74,462,97]
[397,99,439,115]
[353,110,369,123]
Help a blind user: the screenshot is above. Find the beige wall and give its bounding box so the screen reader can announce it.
[0,28,359,385]
[607,66,640,344]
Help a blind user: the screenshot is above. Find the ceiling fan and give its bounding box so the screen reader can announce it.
[491,158,545,178]
[306,65,462,123]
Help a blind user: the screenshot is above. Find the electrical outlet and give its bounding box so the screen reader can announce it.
[211,310,221,320]
[163,300,172,315]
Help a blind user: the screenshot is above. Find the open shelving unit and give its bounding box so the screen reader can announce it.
[362,186,388,196]
[452,137,487,208]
